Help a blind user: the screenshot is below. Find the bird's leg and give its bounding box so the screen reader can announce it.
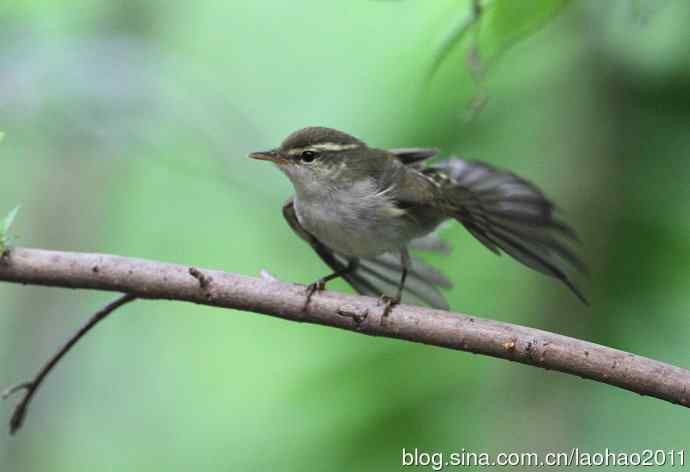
[305,258,359,302]
[380,248,410,320]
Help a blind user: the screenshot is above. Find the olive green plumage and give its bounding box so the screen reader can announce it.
[250,127,587,308]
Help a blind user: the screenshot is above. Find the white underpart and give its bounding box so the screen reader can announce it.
[288,175,428,258]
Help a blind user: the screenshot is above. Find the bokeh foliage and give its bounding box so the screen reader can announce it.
[1,1,690,470]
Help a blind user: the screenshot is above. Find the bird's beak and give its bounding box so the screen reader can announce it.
[249,150,287,164]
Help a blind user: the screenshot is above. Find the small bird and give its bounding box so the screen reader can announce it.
[250,127,587,313]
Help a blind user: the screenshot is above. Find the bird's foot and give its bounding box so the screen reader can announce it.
[378,295,400,325]
[304,278,327,306]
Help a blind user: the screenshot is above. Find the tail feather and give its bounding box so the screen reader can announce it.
[429,159,587,304]
[489,222,588,274]
[480,227,589,304]
[463,221,501,254]
[333,253,451,310]
[356,261,450,309]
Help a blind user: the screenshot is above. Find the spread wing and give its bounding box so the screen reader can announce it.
[282,198,451,309]
[425,159,588,304]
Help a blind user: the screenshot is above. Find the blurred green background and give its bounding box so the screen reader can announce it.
[2,0,690,470]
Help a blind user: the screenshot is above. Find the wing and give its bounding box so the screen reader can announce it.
[282,198,451,309]
[388,148,438,166]
[427,159,588,304]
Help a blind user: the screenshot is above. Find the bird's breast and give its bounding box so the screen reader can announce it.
[293,179,433,257]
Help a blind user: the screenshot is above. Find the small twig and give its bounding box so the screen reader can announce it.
[464,0,489,123]
[2,293,136,435]
[188,267,212,289]
[189,267,216,301]
[259,269,279,282]
[337,304,369,328]
[429,0,483,79]
[0,247,11,263]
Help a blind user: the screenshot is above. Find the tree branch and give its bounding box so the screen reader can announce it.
[2,247,689,433]
[2,293,136,434]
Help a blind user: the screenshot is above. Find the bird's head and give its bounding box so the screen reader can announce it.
[250,127,375,196]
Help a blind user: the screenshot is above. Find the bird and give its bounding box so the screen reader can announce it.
[250,126,587,314]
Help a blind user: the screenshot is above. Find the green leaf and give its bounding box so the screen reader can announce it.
[483,0,571,60]
[1,206,20,252]
[429,0,572,78]
[0,131,4,143]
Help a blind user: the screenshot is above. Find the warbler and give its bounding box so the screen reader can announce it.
[250,127,586,312]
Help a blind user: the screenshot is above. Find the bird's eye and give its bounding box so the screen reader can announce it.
[300,150,318,163]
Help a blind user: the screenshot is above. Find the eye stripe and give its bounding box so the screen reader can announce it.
[285,142,361,155]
